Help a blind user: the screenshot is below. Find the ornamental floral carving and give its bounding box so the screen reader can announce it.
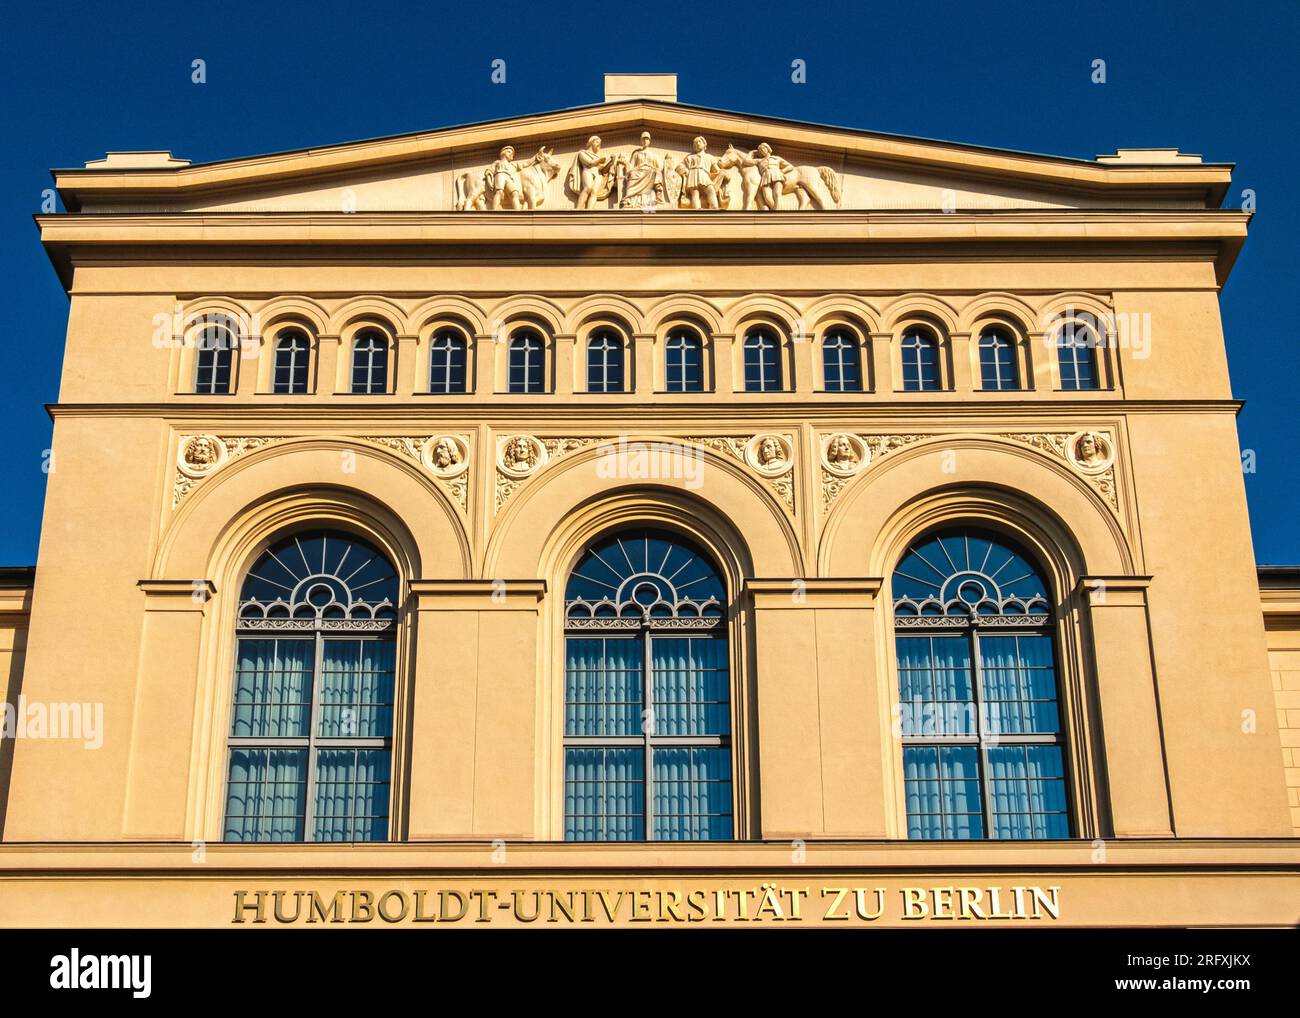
[687,434,795,513]
[1001,431,1120,512]
[493,435,598,513]
[820,434,930,510]
[172,436,281,506]
[364,435,471,512]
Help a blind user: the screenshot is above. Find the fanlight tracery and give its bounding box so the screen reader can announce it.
[564,529,725,630]
[892,528,1051,625]
[238,529,398,631]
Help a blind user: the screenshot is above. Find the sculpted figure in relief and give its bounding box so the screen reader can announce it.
[183,435,220,469]
[758,435,787,468]
[675,136,720,210]
[618,132,669,209]
[567,136,615,209]
[826,434,860,470]
[431,437,462,470]
[455,145,560,211]
[503,436,539,472]
[1073,432,1110,468]
[717,142,842,211]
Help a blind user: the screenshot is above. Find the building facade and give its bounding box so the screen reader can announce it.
[1,74,1296,927]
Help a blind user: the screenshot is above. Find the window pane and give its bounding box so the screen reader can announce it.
[896,635,974,736]
[564,746,645,841]
[743,332,780,392]
[319,639,395,738]
[823,334,862,392]
[651,636,729,736]
[430,333,467,393]
[313,747,391,842]
[565,637,644,737]
[224,748,307,842]
[903,745,984,839]
[978,635,1060,735]
[666,333,703,392]
[652,746,733,840]
[231,638,312,738]
[986,744,1069,839]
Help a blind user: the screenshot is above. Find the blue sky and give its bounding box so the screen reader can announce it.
[0,0,1295,564]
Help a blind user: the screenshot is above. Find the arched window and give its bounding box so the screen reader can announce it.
[822,329,863,392]
[901,328,941,391]
[978,327,1019,391]
[743,327,782,392]
[563,529,732,841]
[350,330,388,394]
[428,328,468,393]
[272,329,311,394]
[586,329,625,393]
[665,328,704,393]
[1056,318,1100,390]
[194,321,234,395]
[892,528,1068,840]
[224,529,399,842]
[508,329,545,393]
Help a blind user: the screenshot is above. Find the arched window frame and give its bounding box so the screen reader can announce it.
[271,328,312,395]
[889,526,1073,841]
[977,325,1021,391]
[1054,316,1104,391]
[741,325,785,393]
[426,326,470,394]
[222,528,401,843]
[507,327,548,394]
[584,326,627,394]
[193,321,236,395]
[898,325,944,392]
[561,528,735,842]
[663,325,707,393]
[349,327,390,395]
[821,326,866,393]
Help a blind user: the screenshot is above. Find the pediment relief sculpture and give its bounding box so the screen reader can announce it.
[453,132,839,212]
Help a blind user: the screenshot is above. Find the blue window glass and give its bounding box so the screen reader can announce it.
[508,330,545,393]
[743,328,782,392]
[194,323,234,394]
[429,328,468,393]
[822,330,863,392]
[978,327,1019,390]
[563,530,732,841]
[272,330,311,394]
[225,530,398,843]
[901,329,941,391]
[893,528,1069,840]
[1057,319,1099,390]
[350,330,388,394]
[665,328,704,393]
[586,329,624,393]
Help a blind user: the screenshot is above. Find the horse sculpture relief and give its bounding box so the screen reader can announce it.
[716,143,841,211]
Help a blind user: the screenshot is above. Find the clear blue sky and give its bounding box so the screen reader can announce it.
[0,0,1295,565]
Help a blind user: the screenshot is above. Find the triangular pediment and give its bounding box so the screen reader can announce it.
[55,100,1229,214]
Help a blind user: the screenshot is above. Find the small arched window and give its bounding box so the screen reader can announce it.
[225,529,399,843]
[428,329,469,393]
[665,328,705,393]
[586,329,625,393]
[194,321,235,395]
[743,327,782,392]
[822,329,863,392]
[564,529,732,841]
[901,328,941,391]
[892,528,1068,840]
[508,330,545,394]
[978,327,1020,391]
[272,330,311,394]
[350,330,388,394]
[1056,318,1100,390]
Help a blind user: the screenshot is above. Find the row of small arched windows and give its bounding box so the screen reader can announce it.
[195,321,1102,395]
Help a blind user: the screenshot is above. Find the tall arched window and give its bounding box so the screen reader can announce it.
[822,329,863,392]
[901,328,941,391]
[665,328,704,393]
[273,330,311,394]
[194,321,235,394]
[563,529,732,841]
[224,529,399,842]
[892,528,1068,840]
[978,327,1020,391]
[508,330,545,393]
[428,328,468,393]
[586,329,625,393]
[743,327,782,392]
[350,330,389,394]
[1056,319,1100,390]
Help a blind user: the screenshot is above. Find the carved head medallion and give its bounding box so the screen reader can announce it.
[423,435,469,477]
[822,433,869,477]
[1067,431,1114,473]
[498,434,547,477]
[745,434,792,476]
[177,434,226,477]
